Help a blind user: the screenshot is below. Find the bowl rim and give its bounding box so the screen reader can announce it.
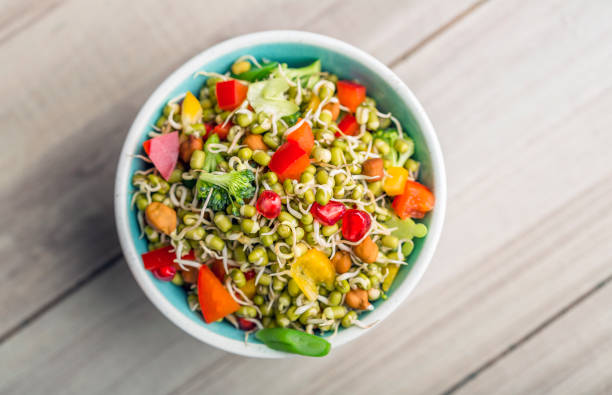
[114,30,447,358]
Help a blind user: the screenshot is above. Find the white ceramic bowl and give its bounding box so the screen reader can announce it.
[115,30,446,358]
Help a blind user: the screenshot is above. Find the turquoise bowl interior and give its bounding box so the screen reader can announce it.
[126,41,434,345]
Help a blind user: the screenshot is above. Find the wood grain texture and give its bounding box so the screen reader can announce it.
[455,280,612,395]
[2,0,612,394]
[0,0,478,338]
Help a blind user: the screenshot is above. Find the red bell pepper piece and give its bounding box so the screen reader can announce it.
[269,140,310,181]
[215,79,248,111]
[141,245,195,271]
[392,180,435,219]
[142,131,179,181]
[209,122,231,140]
[336,80,366,112]
[198,265,240,323]
[336,114,359,136]
[287,119,314,154]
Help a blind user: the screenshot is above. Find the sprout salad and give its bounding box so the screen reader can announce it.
[131,55,435,356]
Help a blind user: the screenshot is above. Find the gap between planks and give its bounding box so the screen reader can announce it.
[0,0,491,345]
[442,270,612,395]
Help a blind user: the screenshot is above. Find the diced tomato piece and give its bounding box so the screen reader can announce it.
[392,180,435,219]
[141,245,195,271]
[287,119,314,154]
[215,79,248,111]
[238,317,256,331]
[336,114,359,136]
[336,80,366,112]
[198,265,239,323]
[210,259,227,282]
[269,141,310,181]
[143,131,179,180]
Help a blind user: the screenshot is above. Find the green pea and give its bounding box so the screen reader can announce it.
[300,213,314,225]
[376,140,391,157]
[259,273,272,286]
[206,234,225,251]
[315,169,329,184]
[330,147,343,166]
[144,226,159,242]
[272,278,285,292]
[283,179,294,194]
[135,196,148,211]
[236,306,257,318]
[253,295,265,305]
[171,272,184,286]
[238,147,253,161]
[261,234,274,247]
[253,151,271,166]
[248,247,268,265]
[264,172,278,185]
[323,306,347,320]
[241,219,259,234]
[352,185,365,200]
[274,314,290,328]
[263,133,280,149]
[277,224,291,239]
[333,186,345,199]
[335,279,351,293]
[368,181,383,196]
[300,172,314,184]
[286,306,300,321]
[230,269,246,288]
[303,189,315,204]
[214,213,232,232]
[276,293,291,313]
[341,311,358,328]
[241,204,257,218]
[405,158,420,175]
[287,279,301,297]
[315,189,330,205]
[327,291,342,306]
[312,146,331,163]
[321,224,338,237]
[367,111,380,130]
[382,235,399,249]
[236,111,254,127]
[185,227,205,241]
[279,211,298,227]
[167,168,183,184]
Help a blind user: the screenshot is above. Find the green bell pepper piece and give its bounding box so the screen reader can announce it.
[255,328,331,357]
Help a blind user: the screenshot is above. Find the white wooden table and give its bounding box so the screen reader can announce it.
[2,1,612,394]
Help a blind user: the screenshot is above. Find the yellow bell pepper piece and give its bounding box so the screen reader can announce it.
[383,166,409,196]
[290,249,335,301]
[382,264,400,292]
[181,91,202,129]
[239,278,256,299]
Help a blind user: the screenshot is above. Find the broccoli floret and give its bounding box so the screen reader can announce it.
[372,129,414,168]
[203,133,222,172]
[196,170,255,214]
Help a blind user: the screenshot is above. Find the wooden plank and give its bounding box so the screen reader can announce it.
[455,281,612,395]
[0,0,479,336]
[2,1,612,394]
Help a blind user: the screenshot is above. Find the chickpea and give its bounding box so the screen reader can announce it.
[331,251,351,274]
[345,289,371,310]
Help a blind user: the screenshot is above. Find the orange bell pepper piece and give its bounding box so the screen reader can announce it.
[287,119,314,154]
[197,264,239,323]
[392,180,435,219]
